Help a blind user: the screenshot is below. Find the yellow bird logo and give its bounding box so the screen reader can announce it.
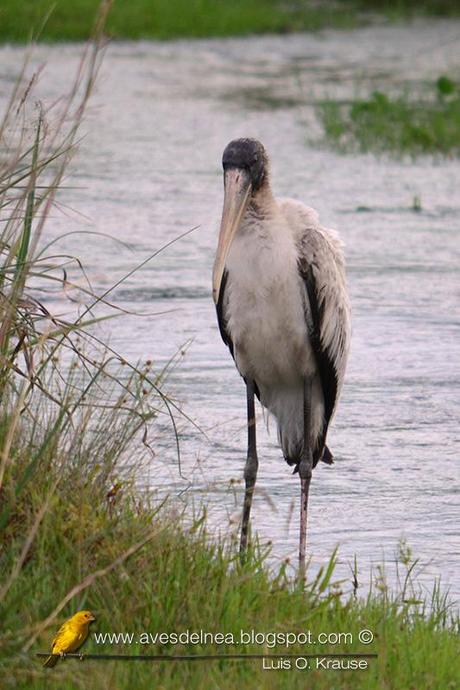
[43,610,96,668]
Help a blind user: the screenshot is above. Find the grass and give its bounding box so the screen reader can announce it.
[0,14,459,690]
[2,452,459,690]
[1,0,460,44]
[0,0,460,43]
[317,77,460,157]
[0,0,357,43]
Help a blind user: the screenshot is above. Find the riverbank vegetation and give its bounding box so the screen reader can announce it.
[317,77,460,157]
[1,0,460,43]
[0,0,353,43]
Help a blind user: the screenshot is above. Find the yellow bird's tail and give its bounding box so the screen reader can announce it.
[43,654,59,668]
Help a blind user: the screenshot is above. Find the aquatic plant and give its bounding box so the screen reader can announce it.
[317,77,460,157]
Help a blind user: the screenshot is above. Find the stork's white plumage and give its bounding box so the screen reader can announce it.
[212,139,351,576]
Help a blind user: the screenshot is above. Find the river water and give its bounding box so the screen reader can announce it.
[1,20,459,599]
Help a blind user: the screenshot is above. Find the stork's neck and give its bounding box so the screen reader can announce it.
[247,182,276,222]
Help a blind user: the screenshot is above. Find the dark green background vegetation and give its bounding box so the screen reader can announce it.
[0,0,459,43]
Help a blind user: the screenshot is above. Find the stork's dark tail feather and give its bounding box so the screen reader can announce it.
[321,445,334,465]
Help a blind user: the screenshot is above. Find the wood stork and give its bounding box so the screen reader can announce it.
[212,138,351,576]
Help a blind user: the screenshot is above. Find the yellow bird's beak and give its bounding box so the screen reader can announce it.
[212,168,252,304]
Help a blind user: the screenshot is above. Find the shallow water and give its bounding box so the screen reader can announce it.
[1,20,459,598]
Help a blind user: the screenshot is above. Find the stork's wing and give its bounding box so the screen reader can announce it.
[297,225,351,456]
[216,268,234,360]
[215,269,261,400]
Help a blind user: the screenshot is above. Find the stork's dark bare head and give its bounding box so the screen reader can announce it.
[222,138,268,192]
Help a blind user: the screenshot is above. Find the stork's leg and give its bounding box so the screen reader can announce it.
[298,377,313,581]
[240,379,259,561]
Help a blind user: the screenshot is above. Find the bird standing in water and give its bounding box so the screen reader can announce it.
[43,610,96,667]
[212,138,351,576]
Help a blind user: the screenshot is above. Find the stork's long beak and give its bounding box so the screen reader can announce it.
[212,168,252,304]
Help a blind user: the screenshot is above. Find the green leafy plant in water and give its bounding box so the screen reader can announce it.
[318,77,460,157]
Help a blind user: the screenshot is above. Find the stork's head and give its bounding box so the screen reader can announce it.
[213,139,269,303]
[222,138,268,192]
